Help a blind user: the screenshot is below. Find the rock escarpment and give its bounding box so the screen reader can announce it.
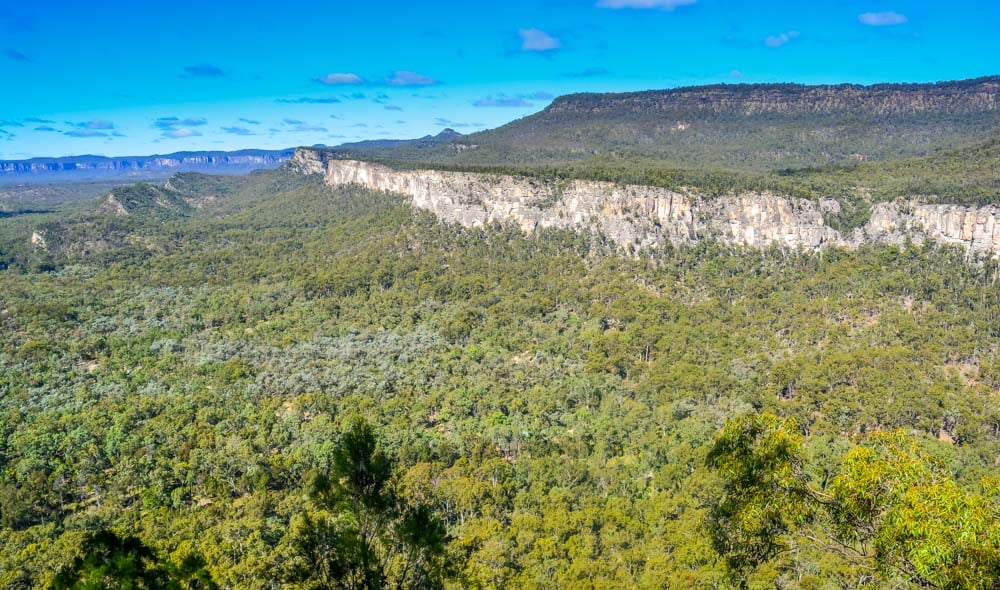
[291,150,1000,256]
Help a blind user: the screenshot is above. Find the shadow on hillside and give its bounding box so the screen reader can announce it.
[0,209,52,218]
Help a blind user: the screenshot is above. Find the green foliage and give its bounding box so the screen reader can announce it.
[708,415,1000,589]
[2,168,1000,588]
[284,418,451,589]
[830,432,1000,588]
[705,414,810,577]
[50,530,216,590]
[366,78,1000,173]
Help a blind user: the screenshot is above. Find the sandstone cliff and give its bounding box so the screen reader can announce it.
[291,150,1000,256]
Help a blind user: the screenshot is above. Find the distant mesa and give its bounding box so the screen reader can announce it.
[0,149,296,184]
[334,128,464,151]
[379,76,1000,171]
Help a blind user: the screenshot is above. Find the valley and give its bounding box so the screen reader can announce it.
[2,75,999,589]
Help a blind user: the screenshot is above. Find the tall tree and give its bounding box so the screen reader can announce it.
[284,418,450,590]
[707,413,1000,589]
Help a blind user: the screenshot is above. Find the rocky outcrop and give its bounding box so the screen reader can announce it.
[862,202,1000,256]
[30,231,47,250]
[292,151,1000,256]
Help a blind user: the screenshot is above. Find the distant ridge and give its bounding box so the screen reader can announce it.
[0,149,296,184]
[1,129,467,184]
[545,76,999,115]
[377,76,1000,171]
[334,128,463,151]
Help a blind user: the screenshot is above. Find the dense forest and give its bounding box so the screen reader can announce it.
[346,77,1000,172]
[1,168,998,587]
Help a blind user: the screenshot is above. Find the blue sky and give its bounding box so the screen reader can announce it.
[0,0,997,159]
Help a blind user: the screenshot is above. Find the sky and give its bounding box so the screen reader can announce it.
[0,0,997,159]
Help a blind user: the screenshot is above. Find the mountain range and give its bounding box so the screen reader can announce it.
[0,129,464,184]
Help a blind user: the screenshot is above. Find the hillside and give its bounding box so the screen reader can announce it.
[3,76,1000,590]
[2,166,999,588]
[376,77,1000,171]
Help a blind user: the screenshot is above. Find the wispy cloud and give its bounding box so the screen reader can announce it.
[474,95,534,108]
[280,118,327,132]
[181,64,225,78]
[69,120,115,130]
[385,71,438,86]
[161,128,202,139]
[859,11,908,26]
[24,117,53,124]
[435,118,484,129]
[384,105,403,111]
[4,48,30,62]
[275,96,342,104]
[562,67,608,78]
[221,126,254,136]
[473,91,553,108]
[292,123,328,132]
[0,120,23,127]
[34,126,59,132]
[519,28,561,52]
[154,117,207,129]
[764,30,799,48]
[597,0,697,9]
[64,129,108,138]
[239,118,261,125]
[314,72,365,85]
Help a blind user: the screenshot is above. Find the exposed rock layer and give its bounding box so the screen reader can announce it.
[292,150,1000,256]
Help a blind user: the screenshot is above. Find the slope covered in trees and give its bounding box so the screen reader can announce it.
[1,169,998,587]
[370,77,1000,171]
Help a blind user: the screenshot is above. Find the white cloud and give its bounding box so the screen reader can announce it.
[162,128,202,139]
[154,117,207,129]
[64,129,108,138]
[70,119,115,130]
[314,73,365,85]
[292,124,328,132]
[597,0,697,10]
[384,71,438,86]
[859,11,908,26]
[764,30,800,48]
[474,95,534,108]
[519,28,561,52]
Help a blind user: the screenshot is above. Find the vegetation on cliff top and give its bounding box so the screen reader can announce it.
[360,77,1000,172]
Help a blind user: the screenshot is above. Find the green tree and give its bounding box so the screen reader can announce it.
[284,418,451,590]
[707,414,1000,589]
[51,530,216,590]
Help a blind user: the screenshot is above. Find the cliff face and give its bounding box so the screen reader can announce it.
[291,151,1000,256]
